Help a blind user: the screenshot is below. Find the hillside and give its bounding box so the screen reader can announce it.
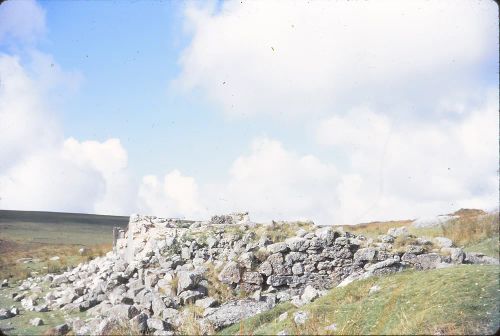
[0,210,128,281]
[219,265,499,335]
[0,210,498,335]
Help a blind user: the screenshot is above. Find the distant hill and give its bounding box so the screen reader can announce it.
[0,210,129,227]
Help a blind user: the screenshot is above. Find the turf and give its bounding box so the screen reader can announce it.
[219,265,500,335]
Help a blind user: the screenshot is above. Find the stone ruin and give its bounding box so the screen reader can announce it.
[3,213,498,335]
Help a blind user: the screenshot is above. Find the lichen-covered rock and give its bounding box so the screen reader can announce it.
[465,252,499,265]
[354,247,377,261]
[218,261,241,284]
[415,253,442,270]
[294,311,309,325]
[387,227,409,238]
[202,299,273,330]
[433,237,453,248]
[267,242,289,254]
[30,317,44,326]
[242,271,263,285]
[258,261,273,277]
[285,237,307,252]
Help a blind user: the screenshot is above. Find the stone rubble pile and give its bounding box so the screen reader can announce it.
[2,213,498,335]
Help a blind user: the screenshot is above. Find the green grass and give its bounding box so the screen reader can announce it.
[219,265,499,335]
[464,235,499,258]
[0,210,126,281]
[0,210,128,246]
[0,284,87,335]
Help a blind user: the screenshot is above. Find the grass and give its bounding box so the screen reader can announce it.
[218,265,499,335]
[341,220,413,238]
[253,221,315,243]
[0,210,124,281]
[0,242,112,281]
[343,211,499,258]
[205,263,237,303]
[216,303,294,336]
[176,304,207,335]
[0,284,87,335]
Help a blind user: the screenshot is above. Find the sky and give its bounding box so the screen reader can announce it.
[0,0,498,225]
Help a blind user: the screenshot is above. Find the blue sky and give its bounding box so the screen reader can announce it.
[0,0,498,225]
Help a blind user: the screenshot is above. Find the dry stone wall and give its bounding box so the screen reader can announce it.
[3,213,498,335]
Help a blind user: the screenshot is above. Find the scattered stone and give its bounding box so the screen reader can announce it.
[433,237,453,248]
[50,256,61,261]
[195,297,217,309]
[54,323,70,336]
[324,323,338,332]
[30,318,44,326]
[0,309,13,320]
[369,284,381,295]
[300,285,319,304]
[387,227,409,238]
[218,261,241,284]
[293,311,309,325]
[278,312,288,322]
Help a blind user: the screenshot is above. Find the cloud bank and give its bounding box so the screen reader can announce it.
[0,0,498,225]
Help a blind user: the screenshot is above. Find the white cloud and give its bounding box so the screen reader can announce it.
[314,90,499,222]
[0,0,46,45]
[202,138,339,225]
[0,52,135,215]
[177,0,497,118]
[137,170,204,219]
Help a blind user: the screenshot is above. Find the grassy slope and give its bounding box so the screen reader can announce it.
[343,212,499,259]
[0,284,87,335]
[0,210,128,281]
[219,265,499,335]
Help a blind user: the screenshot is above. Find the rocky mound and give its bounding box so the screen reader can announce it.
[1,213,498,335]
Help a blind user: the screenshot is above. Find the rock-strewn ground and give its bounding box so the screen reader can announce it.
[1,213,498,335]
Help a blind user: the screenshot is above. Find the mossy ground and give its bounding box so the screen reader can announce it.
[0,285,87,335]
[219,265,499,335]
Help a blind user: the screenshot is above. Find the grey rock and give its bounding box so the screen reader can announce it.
[147,317,169,331]
[202,299,273,330]
[130,313,149,334]
[405,245,425,254]
[441,247,465,264]
[378,235,395,243]
[178,290,205,305]
[415,253,442,270]
[324,323,338,331]
[0,309,13,320]
[109,304,140,320]
[258,261,273,277]
[433,237,453,248]
[242,271,263,285]
[465,252,499,265]
[387,227,409,238]
[178,270,204,293]
[365,258,398,271]
[291,263,304,275]
[195,297,218,309]
[293,311,309,325]
[354,247,377,261]
[218,261,241,284]
[161,307,180,324]
[30,317,44,326]
[238,252,255,270]
[300,285,318,303]
[267,242,289,254]
[285,237,307,252]
[54,323,70,336]
[152,294,167,316]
